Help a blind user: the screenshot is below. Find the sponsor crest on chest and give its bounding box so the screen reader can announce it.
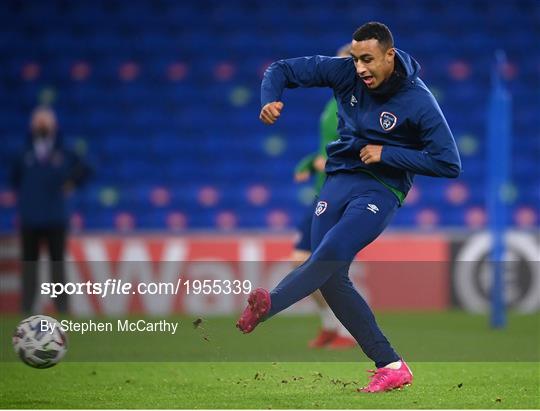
[379,111,398,131]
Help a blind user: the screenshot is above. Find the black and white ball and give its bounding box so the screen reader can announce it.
[13,315,68,368]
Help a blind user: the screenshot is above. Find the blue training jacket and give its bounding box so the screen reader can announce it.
[261,49,462,195]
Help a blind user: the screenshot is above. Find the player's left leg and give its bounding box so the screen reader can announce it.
[320,271,413,392]
[319,266,399,367]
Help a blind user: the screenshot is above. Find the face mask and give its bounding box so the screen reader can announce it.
[33,132,54,160]
[34,127,52,139]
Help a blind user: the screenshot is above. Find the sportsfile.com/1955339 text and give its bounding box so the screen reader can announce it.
[40,278,252,299]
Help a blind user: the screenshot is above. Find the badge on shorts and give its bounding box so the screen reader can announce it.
[315,201,328,216]
[379,111,398,131]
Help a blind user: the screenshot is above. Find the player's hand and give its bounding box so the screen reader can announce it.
[294,171,310,182]
[260,102,284,125]
[360,145,383,164]
[313,155,326,172]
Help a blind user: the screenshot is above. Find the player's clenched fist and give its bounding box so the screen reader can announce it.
[259,101,284,125]
[360,144,383,164]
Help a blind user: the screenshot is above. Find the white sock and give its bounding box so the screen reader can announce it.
[320,307,337,330]
[384,360,402,370]
[336,322,353,338]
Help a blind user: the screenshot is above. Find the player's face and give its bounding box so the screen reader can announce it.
[350,39,395,89]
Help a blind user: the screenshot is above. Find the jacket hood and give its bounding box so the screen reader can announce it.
[363,48,421,98]
[395,48,421,80]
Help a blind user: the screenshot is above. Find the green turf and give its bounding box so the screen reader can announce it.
[2,312,538,362]
[1,312,539,408]
[1,362,539,409]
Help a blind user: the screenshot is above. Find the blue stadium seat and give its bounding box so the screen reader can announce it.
[1,0,538,231]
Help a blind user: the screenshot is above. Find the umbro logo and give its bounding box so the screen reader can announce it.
[367,204,379,214]
[350,95,357,106]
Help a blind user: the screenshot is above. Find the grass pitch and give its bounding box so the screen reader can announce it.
[1,362,538,409]
[1,312,539,409]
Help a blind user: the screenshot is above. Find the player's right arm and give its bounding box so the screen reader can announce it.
[260,56,353,125]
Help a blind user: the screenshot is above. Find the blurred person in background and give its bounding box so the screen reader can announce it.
[11,106,91,315]
[293,43,356,350]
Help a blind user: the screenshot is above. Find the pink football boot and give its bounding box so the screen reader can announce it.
[236,288,271,333]
[359,360,413,393]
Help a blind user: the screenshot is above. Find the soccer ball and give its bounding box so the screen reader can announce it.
[12,315,68,368]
